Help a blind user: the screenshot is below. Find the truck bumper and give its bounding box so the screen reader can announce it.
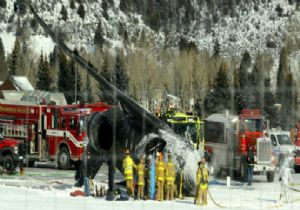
[295,156,300,166]
[287,156,295,168]
[253,164,275,172]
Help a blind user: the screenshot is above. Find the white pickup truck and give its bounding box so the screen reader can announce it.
[269,130,298,169]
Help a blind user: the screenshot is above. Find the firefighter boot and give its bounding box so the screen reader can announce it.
[20,166,24,176]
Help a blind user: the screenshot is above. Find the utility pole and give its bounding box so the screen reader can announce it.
[274,103,282,129]
[75,63,77,104]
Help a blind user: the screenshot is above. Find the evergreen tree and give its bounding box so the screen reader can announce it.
[49,46,59,68]
[98,53,128,104]
[77,4,85,19]
[8,39,21,76]
[85,74,93,103]
[73,48,83,103]
[276,47,289,104]
[58,52,73,104]
[94,21,105,48]
[276,74,298,130]
[204,62,232,114]
[263,77,276,128]
[213,38,220,57]
[36,53,52,90]
[101,0,109,20]
[280,73,298,129]
[0,0,7,8]
[68,53,83,104]
[0,38,7,78]
[275,47,294,129]
[251,63,265,110]
[98,56,113,103]
[114,53,128,94]
[234,51,256,113]
[30,17,38,32]
[60,5,68,21]
[14,0,27,16]
[70,0,75,9]
[68,58,76,103]
[193,98,203,118]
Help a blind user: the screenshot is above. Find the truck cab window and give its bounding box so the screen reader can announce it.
[244,119,263,132]
[78,117,84,133]
[277,134,292,145]
[52,111,59,129]
[61,117,66,129]
[271,135,277,146]
[0,126,3,140]
[69,118,77,130]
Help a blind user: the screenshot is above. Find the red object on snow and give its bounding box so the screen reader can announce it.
[70,190,85,197]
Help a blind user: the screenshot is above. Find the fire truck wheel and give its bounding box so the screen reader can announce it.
[239,161,248,182]
[213,167,223,178]
[58,147,70,170]
[266,171,274,182]
[28,160,35,167]
[2,155,15,173]
[294,165,300,173]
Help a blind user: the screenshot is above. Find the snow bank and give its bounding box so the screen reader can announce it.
[0,32,15,56]
[28,35,56,56]
[1,174,300,210]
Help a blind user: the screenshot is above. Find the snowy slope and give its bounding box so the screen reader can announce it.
[0,0,298,58]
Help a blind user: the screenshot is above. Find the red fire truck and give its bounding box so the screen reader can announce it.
[0,134,19,173]
[292,123,300,147]
[0,101,110,169]
[204,109,275,182]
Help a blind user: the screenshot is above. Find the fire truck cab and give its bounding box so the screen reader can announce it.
[204,109,275,182]
[160,109,204,150]
[0,128,19,173]
[269,129,297,168]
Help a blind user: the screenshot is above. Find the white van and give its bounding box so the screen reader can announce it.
[269,130,297,168]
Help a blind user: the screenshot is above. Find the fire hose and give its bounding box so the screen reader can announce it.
[207,188,225,208]
[291,183,300,187]
[207,184,300,209]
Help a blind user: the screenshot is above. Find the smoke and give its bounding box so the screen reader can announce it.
[134,128,201,193]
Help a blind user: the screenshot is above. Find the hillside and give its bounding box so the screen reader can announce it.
[0,1,298,57]
[1,0,300,128]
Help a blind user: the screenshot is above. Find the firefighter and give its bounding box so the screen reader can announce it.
[147,155,156,200]
[165,152,175,200]
[83,151,92,196]
[194,158,209,206]
[137,156,145,200]
[122,149,136,198]
[279,156,293,203]
[247,146,255,186]
[156,152,165,201]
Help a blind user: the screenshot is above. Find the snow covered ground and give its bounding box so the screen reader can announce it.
[1,165,300,210]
